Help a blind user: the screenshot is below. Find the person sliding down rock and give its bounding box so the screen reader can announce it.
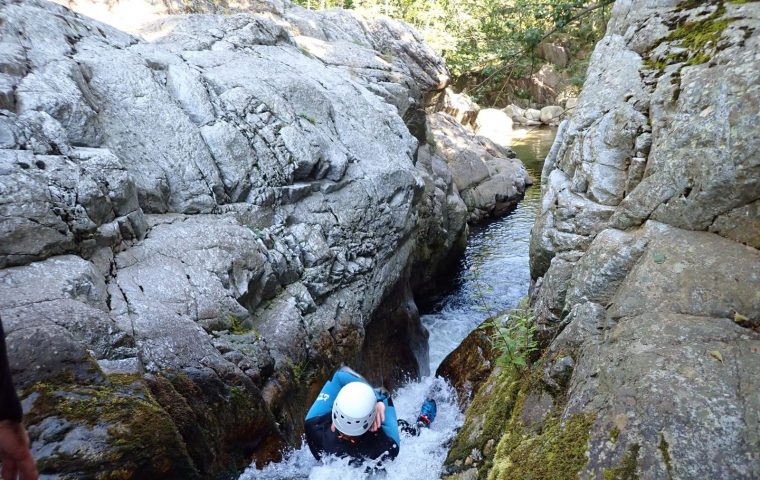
[304,366,437,467]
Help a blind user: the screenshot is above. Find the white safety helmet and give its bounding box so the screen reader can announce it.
[332,381,377,436]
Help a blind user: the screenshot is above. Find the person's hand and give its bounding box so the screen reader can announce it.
[0,420,38,480]
[369,401,385,432]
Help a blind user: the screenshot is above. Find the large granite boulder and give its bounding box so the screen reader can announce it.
[427,112,532,223]
[447,1,760,479]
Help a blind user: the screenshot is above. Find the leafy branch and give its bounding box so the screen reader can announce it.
[480,301,538,368]
[467,0,615,98]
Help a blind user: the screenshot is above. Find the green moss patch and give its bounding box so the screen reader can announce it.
[666,6,730,65]
[659,434,674,479]
[603,443,640,480]
[446,349,596,480]
[487,412,595,480]
[446,366,525,469]
[24,374,198,479]
[645,3,734,73]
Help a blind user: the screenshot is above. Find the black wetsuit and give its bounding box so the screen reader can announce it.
[0,318,22,423]
[304,412,399,464]
[304,369,400,465]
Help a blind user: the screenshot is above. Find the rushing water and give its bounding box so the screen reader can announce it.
[242,127,556,480]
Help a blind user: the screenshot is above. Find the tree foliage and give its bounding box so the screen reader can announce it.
[292,0,613,102]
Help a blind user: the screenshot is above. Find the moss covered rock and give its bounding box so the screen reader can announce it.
[23,373,200,479]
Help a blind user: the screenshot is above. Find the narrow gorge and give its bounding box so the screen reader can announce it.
[0,0,757,479]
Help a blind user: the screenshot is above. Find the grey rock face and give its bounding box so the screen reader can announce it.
[0,147,146,268]
[409,144,468,295]
[427,112,532,223]
[522,1,760,478]
[431,87,480,128]
[1,0,532,477]
[547,224,760,480]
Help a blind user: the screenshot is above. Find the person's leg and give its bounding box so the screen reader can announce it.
[397,398,437,437]
[417,397,437,427]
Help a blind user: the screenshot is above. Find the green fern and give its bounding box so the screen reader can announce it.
[480,304,538,369]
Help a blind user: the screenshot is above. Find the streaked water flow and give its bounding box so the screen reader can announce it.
[423,128,554,369]
[242,127,556,480]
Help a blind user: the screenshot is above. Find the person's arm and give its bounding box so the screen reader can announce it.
[0,320,22,424]
[374,389,400,445]
[0,317,38,480]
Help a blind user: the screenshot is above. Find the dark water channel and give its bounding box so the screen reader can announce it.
[245,127,557,480]
[422,127,557,370]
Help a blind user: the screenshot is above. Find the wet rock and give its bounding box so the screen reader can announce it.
[436,319,497,409]
[360,273,429,390]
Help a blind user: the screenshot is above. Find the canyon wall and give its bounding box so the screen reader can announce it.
[443,1,759,479]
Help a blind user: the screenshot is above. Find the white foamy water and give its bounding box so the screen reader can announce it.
[241,128,556,480]
[242,376,461,480]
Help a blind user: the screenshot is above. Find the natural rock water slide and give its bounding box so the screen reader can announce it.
[0,0,532,477]
[246,129,556,479]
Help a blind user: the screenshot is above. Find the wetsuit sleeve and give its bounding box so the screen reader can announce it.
[0,318,23,423]
[378,396,400,445]
[305,368,368,421]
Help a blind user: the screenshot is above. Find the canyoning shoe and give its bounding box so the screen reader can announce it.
[417,398,437,427]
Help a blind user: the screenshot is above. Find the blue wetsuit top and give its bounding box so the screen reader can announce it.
[304,369,400,464]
